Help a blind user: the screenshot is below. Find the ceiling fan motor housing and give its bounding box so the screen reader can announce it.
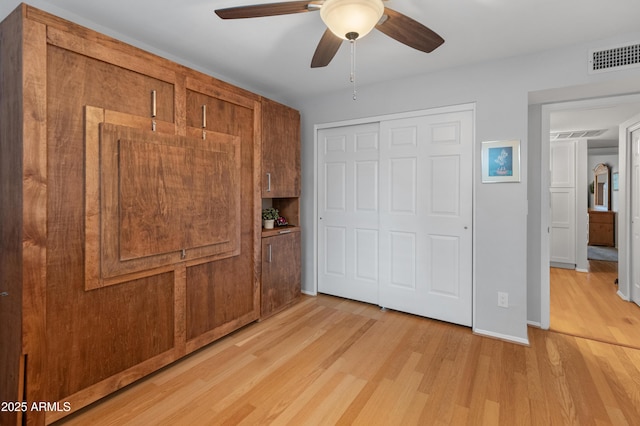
[320,0,385,40]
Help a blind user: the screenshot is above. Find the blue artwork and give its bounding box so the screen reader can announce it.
[488,146,513,177]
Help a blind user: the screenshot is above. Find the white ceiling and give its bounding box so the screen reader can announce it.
[3,0,640,142]
[551,102,640,149]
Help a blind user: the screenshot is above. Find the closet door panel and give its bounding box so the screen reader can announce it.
[318,123,380,304]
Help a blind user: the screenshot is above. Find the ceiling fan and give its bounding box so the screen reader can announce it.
[215,0,444,68]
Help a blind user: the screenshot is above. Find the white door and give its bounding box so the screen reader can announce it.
[378,111,473,326]
[318,123,380,304]
[549,187,576,264]
[631,127,640,307]
[549,141,576,265]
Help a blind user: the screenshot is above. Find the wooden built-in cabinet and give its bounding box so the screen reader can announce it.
[261,232,302,318]
[0,5,300,425]
[260,100,302,318]
[262,98,301,198]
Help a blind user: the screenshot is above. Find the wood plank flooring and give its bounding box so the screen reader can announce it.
[56,293,640,425]
[551,260,640,348]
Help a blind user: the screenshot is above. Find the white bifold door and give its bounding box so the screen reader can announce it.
[318,108,473,327]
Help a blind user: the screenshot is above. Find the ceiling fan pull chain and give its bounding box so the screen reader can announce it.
[350,39,357,100]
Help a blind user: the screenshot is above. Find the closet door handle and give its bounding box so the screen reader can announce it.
[267,244,272,263]
[266,172,271,192]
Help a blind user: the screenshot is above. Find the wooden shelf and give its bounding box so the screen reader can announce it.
[261,225,300,238]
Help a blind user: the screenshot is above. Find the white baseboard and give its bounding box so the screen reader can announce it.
[617,290,630,301]
[301,290,316,296]
[527,320,542,328]
[473,328,530,346]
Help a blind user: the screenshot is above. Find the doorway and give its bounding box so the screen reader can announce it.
[540,95,640,347]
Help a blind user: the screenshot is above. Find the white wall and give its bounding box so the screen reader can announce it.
[297,32,640,344]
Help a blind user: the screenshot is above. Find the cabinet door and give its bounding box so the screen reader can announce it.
[262,98,300,197]
[184,87,261,348]
[262,232,301,317]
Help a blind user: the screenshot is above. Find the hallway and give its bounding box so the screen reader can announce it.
[550,260,640,348]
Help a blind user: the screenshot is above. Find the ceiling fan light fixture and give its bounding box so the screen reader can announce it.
[320,0,384,40]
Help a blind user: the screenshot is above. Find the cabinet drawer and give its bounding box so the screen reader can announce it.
[589,212,614,224]
[589,223,614,246]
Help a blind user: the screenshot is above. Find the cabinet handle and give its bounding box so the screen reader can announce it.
[278,230,291,234]
[201,105,207,140]
[267,244,272,263]
[202,105,207,128]
[266,172,271,192]
[151,90,157,117]
[0,292,8,297]
[151,90,157,131]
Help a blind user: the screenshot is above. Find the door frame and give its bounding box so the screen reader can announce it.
[540,94,640,329]
[311,102,476,323]
[618,113,640,303]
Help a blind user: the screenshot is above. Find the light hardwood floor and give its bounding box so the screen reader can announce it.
[55,292,640,425]
[551,260,640,348]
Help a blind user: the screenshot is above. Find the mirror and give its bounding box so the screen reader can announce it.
[593,163,610,210]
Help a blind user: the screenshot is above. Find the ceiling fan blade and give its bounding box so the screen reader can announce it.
[215,1,318,19]
[311,29,343,68]
[376,7,444,53]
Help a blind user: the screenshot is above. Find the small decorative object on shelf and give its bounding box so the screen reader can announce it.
[262,207,279,229]
[276,216,288,227]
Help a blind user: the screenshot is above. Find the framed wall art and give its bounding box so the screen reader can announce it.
[482,139,521,183]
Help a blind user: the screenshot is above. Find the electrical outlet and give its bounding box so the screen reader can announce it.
[498,292,509,308]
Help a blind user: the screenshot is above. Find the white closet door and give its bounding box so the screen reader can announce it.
[317,123,380,304]
[549,140,576,264]
[378,111,473,326]
[550,187,576,263]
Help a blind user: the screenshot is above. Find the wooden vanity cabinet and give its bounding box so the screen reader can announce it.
[262,98,301,197]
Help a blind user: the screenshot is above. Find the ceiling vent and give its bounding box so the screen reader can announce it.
[550,129,606,140]
[588,41,640,74]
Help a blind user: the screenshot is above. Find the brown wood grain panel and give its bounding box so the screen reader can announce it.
[184,89,260,345]
[84,110,241,287]
[45,347,179,424]
[46,45,178,404]
[253,100,263,318]
[112,125,239,260]
[185,76,258,110]
[261,98,301,198]
[0,7,31,426]
[261,232,301,318]
[48,44,174,123]
[19,11,50,426]
[46,26,178,87]
[186,260,257,341]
